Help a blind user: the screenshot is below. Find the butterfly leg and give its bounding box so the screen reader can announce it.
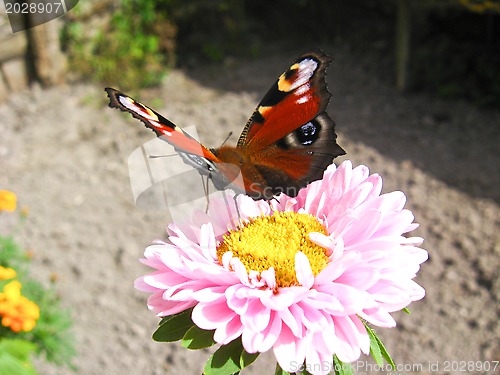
[201,174,211,213]
[232,193,242,221]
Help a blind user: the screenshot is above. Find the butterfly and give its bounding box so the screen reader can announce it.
[105,49,345,200]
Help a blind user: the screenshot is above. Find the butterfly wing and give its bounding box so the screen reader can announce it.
[105,88,223,177]
[106,50,345,200]
[247,113,344,197]
[227,50,345,197]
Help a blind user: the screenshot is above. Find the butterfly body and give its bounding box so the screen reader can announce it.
[106,49,345,199]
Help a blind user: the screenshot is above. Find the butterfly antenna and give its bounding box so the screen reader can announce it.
[148,154,178,159]
[220,132,233,147]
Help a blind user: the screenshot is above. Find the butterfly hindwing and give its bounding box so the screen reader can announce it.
[260,113,344,193]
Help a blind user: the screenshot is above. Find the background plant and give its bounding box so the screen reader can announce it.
[62,0,499,106]
[0,191,76,375]
[62,0,176,90]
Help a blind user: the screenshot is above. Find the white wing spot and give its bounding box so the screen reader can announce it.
[295,84,310,96]
[296,95,310,104]
[119,95,157,121]
[151,120,172,136]
[289,59,318,91]
[119,96,135,108]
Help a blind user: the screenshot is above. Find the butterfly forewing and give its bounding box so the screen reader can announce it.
[105,88,220,163]
[225,50,345,198]
[237,50,332,149]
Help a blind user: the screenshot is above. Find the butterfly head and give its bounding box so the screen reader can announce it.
[178,153,218,176]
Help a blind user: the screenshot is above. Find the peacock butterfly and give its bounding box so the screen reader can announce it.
[105,49,345,200]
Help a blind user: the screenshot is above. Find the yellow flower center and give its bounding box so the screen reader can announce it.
[217,211,329,288]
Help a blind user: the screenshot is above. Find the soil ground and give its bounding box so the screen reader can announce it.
[1,43,499,374]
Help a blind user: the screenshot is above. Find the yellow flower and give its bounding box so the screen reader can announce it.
[0,190,17,212]
[2,279,22,299]
[0,280,40,332]
[0,266,17,280]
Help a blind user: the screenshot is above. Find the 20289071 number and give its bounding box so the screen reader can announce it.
[443,360,499,372]
[5,1,62,14]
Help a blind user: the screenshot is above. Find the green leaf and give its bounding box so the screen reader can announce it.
[203,337,258,375]
[181,325,216,350]
[374,333,396,371]
[152,308,195,342]
[365,325,384,367]
[240,350,259,369]
[0,338,36,358]
[362,321,396,371]
[0,339,37,375]
[203,338,242,375]
[333,355,353,375]
[0,354,37,375]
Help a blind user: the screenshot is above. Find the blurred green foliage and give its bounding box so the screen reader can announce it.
[63,0,176,89]
[62,0,499,106]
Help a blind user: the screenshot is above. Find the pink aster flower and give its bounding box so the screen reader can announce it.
[135,160,428,375]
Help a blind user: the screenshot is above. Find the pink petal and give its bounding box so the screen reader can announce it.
[331,160,352,196]
[149,296,196,316]
[335,265,380,290]
[350,164,370,188]
[305,345,330,375]
[225,285,249,314]
[335,180,374,213]
[241,311,282,353]
[241,300,271,332]
[238,194,271,218]
[364,173,383,199]
[192,286,227,302]
[214,315,244,344]
[262,287,303,310]
[273,324,307,373]
[308,232,335,256]
[331,316,363,362]
[298,300,328,331]
[315,250,359,285]
[261,268,276,289]
[278,306,304,337]
[198,223,217,260]
[358,306,396,327]
[317,283,374,315]
[192,299,235,330]
[295,252,314,288]
[341,209,383,245]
